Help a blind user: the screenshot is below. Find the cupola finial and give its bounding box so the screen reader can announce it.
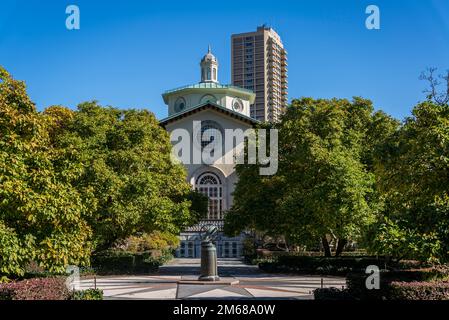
[200,45,219,83]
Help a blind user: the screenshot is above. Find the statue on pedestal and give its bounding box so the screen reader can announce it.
[198,225,220,281]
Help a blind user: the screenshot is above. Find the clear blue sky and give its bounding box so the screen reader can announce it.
[1,0,448,120]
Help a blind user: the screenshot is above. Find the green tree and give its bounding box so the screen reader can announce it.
[224,123,286,245]
[226,98,379,256]
[366,101,449,262]
[49,101,205,250]
[0,67,206,277]
[0,67,92,276]
[224,162,285,241]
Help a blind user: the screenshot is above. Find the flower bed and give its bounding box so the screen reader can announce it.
[345,266,449,300]
[388,281,449,300]
[0,277,105,300]
[259,255,387,276]
[0,277,69,300]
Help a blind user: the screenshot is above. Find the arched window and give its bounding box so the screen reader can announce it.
[207,68,211,80]
[196,172,223,220]
[200,94,217,104]
[198,173,220,185]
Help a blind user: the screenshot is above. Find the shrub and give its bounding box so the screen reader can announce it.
[389,281,449,300]
[79,266,96,276]
[345,272,386,300]
[0,277,69,300]
[396,260,427,270]
[346,266,449,300]
[92,250,137,274]
[123,231,180,253]
[71,289,103,300]
[91,250,172,275]
[247,257,275,266]
[314,287,355,300]
[259,255,387,275]
[0,222,33,277]
[242,238,257,262]
[255,249,291,259]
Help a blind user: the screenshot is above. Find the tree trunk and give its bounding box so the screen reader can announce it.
[322,237,331,257]
[93,238,118,254]
[335,238,347,257]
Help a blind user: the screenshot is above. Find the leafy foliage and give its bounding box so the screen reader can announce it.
[123,231,180,252]
[346,267,449,300]
[367,101,449,262]
[226,98,381,254]
[315,278,449,301]
[0,222,33,276]
[0,277,69,300]
[91,250,171,275]
[0,67,92,275]
[365,218,442,262]
[49,102,203,249]
[258,255,386,275]
[389,281,449,300]
[314,287,355,300]
[1,67,206,277]
[70,288,103,300]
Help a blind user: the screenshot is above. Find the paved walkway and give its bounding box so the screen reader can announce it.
[80,258,346,300]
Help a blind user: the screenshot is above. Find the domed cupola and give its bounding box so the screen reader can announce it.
[200,45,219,83]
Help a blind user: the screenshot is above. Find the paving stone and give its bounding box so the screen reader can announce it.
[79,258,346,300]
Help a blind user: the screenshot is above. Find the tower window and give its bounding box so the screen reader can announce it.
[200,94,217,104]
[232,98,244,112]
[174,97,186,112]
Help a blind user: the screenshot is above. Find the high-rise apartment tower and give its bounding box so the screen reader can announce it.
[231,25,288,122]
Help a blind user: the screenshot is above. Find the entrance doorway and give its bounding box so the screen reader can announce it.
[179,241,195,258]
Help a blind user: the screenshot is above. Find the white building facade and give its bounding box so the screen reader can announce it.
[160,47,257,258]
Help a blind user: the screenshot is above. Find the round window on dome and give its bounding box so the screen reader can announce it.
[232,98,243,112]
[200,94,217,104]
[174,97,186,112]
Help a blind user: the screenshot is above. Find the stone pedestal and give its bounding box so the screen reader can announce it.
[198,241,220,281]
